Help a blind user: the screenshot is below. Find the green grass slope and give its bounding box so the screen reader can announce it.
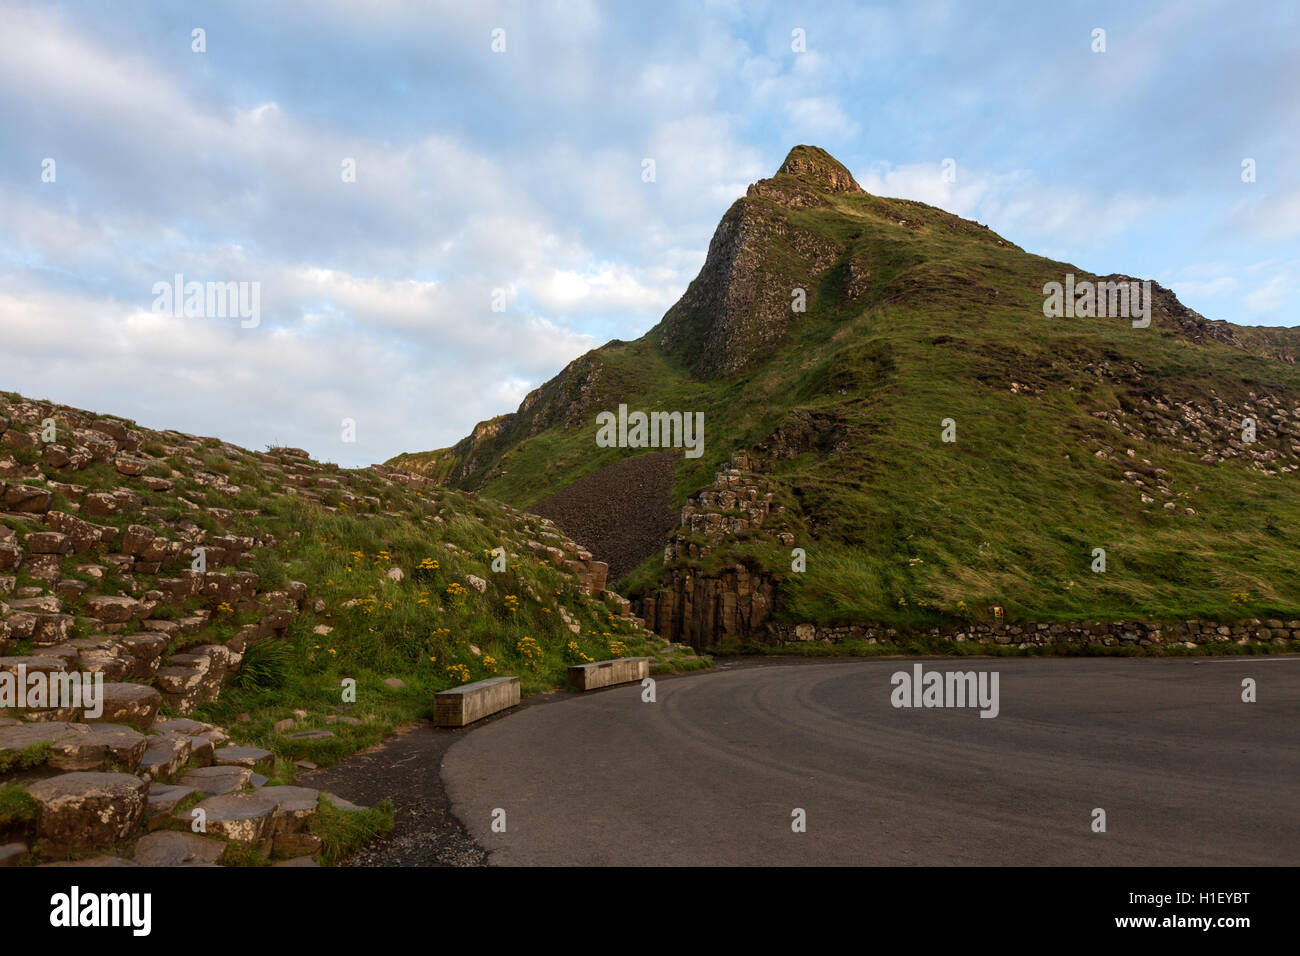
[391,146,1300,632]
[0,391,705,772]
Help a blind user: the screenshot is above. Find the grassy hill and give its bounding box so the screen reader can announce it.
[0,390,703,864]
[390,145,1300,642]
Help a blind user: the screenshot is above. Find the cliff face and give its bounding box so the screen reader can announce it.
[651,146,873,377]
[652,195,843,376]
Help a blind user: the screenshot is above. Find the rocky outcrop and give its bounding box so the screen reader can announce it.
[1090,389,1300,483]
[663,451,782,563]
[773,144,864,194]
[653,186,843,377]
[638,563,778,650]
[634,451,791,648]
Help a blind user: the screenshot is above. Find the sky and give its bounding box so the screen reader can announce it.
[1,0,1297,467]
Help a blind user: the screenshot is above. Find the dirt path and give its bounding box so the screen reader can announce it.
[296,690,571,866]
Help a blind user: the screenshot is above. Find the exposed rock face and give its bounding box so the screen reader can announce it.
[519,526,610,596]
[664,451,781,564]
[655,147,863,376]
[639,563,777,650]
[654,184,843,377]
[382,143,1300,657]
[635,453,783,648]
[774,144,864,194]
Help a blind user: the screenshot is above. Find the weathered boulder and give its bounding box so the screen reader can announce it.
[113,456,149,476]
[45,511,102,552]
[25,532,70,555]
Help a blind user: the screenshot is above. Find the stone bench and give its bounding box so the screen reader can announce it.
[434,676,520,727]
[567,657,649,692]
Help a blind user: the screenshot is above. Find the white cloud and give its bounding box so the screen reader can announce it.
[1225,188,1300,242]
[1241,260,1300,315]
[854,161,1163,247]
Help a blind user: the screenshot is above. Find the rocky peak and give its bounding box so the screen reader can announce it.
[774,145,863,194]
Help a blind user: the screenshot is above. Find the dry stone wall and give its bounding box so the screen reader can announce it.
[769,617,1300,649]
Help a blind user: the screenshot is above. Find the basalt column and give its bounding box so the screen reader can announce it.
[638,563,777,649]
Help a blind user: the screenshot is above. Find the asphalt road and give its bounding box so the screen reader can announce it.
[441,656,1300,865]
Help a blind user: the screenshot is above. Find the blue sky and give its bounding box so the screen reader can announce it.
[1,0,1297,467]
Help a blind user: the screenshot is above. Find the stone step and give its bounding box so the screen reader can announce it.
[258,785,319,832]
[47,723,147,772]
[182,792,277,845]
[132,830,225,866]
[145,783,197,827]
[434,675,520,727]
[25,771,148,856]
[90,682,162,732]
[70,640,131,682]
[152,716,226,741]
[213,745,273,771]
[152,717,224,767]
[115,633,169,678]
[0,721,82,766]
[139,733,192,777]
[179,765,252,796]
[83,595,142,625]
[0,650,69,717]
